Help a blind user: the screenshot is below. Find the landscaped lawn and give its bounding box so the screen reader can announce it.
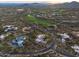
[25,15,55,27]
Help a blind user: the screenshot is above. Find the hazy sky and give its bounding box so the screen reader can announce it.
[0,0,79,3]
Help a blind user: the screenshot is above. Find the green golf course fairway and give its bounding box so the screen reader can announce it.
[25,15,55,27]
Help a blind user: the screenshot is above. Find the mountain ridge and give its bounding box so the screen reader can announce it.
[0,1,78,8]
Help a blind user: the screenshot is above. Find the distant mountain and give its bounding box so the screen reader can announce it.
[21,3,49,8]
[61,1,79,8]
[0,3,23,7]
[0,3,49,8]
[50,1,79,9]
[0,1,79,9]
[0,3,20,7]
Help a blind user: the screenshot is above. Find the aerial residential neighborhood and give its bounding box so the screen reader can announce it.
[0,1,79,57]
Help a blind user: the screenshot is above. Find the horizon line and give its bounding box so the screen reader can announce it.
[0,1,78,4]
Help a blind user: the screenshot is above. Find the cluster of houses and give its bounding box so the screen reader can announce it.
[0,25,18,41]
[71,45,79,53]
[57,33,72,43]
[10,35,26,48]
[0,23,79,55]
[0,24,48,48]
[3,25,18,33]
[57,32,79,54]
[0,24,79,54]
[35,34,47,44]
